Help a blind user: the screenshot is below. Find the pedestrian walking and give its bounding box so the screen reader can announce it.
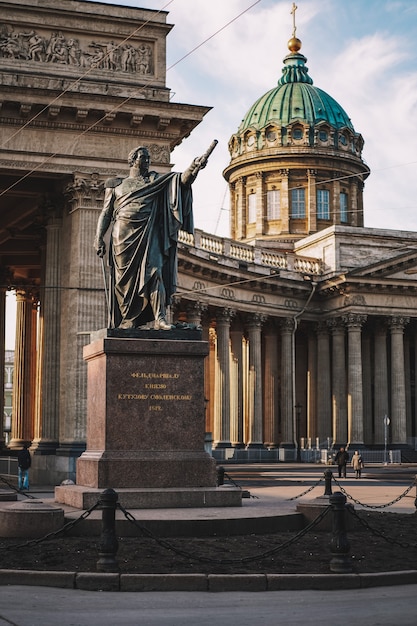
[334,446,349,478]
[17,443,31,490]
[352,450,364,478]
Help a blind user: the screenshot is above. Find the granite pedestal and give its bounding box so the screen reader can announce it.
[55,330,241,509]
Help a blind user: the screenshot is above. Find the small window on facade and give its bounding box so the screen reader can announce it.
[293,128,303,140]
[340,192,348,223]
[267,190,280,220]
[291,188,305,218]
[266,130,276,142]
[248,193,256,223]
[339,133,347,146]
[247,135,255,147]
[317,189,330,219]
[319,130,328,142]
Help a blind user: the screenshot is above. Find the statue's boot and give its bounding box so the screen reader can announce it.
[154,318,174,331]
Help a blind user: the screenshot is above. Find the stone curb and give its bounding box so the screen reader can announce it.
[1,569,417,591]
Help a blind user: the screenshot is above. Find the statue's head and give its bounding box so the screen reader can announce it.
[128,146,150,167]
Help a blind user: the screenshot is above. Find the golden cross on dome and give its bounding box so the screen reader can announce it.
[291,2,298,38]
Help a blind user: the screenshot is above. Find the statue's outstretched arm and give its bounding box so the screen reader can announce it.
[181,139,218,187]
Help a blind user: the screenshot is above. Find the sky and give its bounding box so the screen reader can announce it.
[5,0,417,347]
[87,0,417,237]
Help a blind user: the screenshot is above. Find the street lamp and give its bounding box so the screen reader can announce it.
[383,415,390,465]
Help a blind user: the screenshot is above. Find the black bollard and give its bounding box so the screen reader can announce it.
[217,466,225,486]
[329,491,352,573]
[323,468,333,497]
[97,488,119,573]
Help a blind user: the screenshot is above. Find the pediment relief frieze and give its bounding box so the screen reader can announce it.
[0,25,154,77]
[347,250,417,280]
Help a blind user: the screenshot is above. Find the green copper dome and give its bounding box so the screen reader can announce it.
[239,49,354,133]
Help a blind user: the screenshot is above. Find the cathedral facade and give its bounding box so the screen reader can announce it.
[1,1,416,484]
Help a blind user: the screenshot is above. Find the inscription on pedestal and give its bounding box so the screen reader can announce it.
[76,336,217,489]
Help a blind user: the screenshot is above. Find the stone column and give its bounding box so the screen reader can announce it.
[343,313,367,446]
[186,300,207,329]
[213,308,234,448]
[186,300,210,433]
[374,320,389,445]
[362,331,372,445]
[316,321,331,441]
[329,317,347,446]
[255,171,264,235]
[57,175,106,467]
[9,289,37,448]
[263,323,279,447]
[0,285,6,449]
[234,176,246,240]
[404,334,412,441]
[246,313,265,447]
[230,326,244,447]
[280,169,290,232]
[280,317,294,445]
[32,213,62,454]
[389,316,409,445]
[306,328,317,440]
[307,169,317,233]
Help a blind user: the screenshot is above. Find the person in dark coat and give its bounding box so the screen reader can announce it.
[334,446,349,478]
[17,443,31,490]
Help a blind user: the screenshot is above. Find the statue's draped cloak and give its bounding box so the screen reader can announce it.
[104,172,193,327]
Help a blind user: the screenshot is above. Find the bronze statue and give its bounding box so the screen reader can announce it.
[94,142,217,330]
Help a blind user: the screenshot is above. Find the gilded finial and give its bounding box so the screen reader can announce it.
[288,2,302,53]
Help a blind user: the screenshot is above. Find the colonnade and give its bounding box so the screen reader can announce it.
[184,305,416,451]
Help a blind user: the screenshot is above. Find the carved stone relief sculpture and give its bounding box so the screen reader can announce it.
[0,25,154,75]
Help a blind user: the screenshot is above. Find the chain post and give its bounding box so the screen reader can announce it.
[97,488,119,573]
[329,491,352,573]
[323,468,333,496]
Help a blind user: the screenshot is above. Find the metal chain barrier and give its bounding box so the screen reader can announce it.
[332,475,415,509]
[286,473,325,500]
[223,471,259,498]
[0,474,36,499]
[1,501,101,551]
[346,506,417,550]
[116,501,331,565]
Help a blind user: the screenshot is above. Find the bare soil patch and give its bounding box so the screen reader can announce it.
[0,511,416,574]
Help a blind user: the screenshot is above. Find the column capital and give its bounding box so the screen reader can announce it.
[327,317,345,333]
[216,307,236,324]
[389,316,410,331]
[186,300,208,318]
[342,312,367,329]
[280,317,295,333]
[316,320,330,335]
[246,312,266,329]
[64,173,105,212]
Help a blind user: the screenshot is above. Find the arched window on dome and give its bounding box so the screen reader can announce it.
[317,189,330,220]
[292,127,303,141]
[340,192,348,223]
[248,192,256,223]
[291,188,305,218]
[267,189,280,220]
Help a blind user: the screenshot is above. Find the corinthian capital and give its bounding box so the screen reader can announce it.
[342,312,367,329]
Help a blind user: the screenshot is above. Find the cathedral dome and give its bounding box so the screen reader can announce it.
[232,38,359,152]
[223,34,370,244]
[239,51,354,134]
